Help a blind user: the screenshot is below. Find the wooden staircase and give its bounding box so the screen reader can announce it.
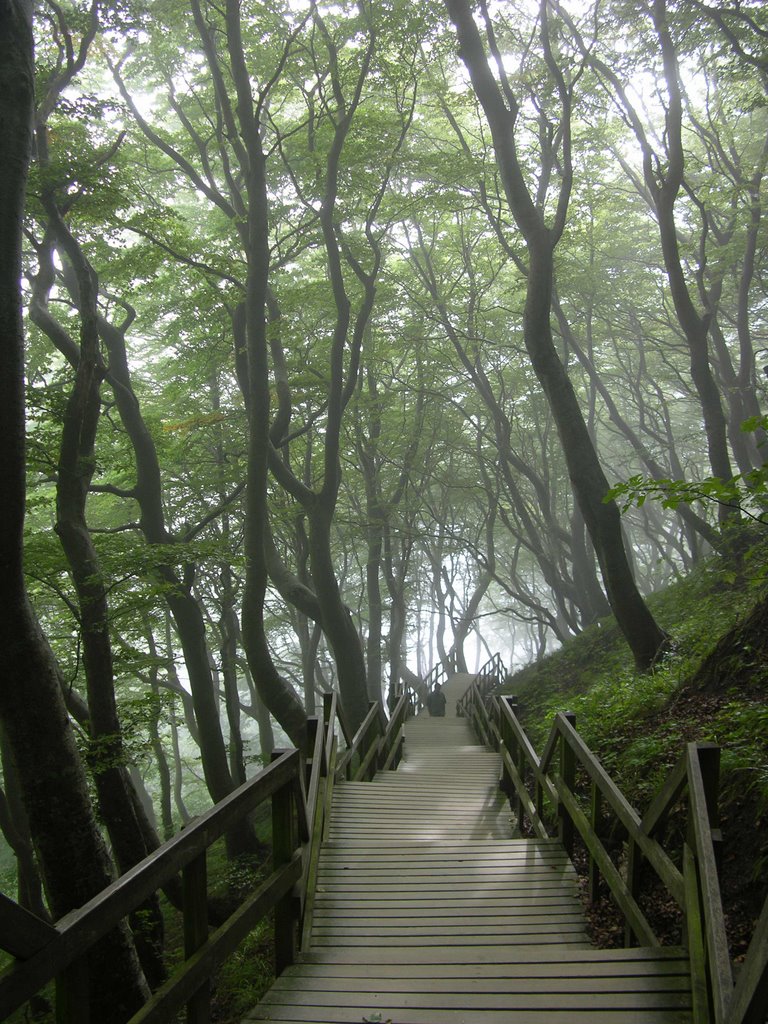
[244,673,692,1023]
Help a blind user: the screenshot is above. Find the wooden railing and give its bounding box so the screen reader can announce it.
[0,687,403,1024]
[456,652,505,722]
[391,653,458,717]
[461,680,768,1024]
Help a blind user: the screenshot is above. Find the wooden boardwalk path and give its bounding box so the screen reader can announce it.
[245,673,692,1023]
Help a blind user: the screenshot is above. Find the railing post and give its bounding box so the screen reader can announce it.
[271,751,297,975]
[503,698,526,830]
[500,697,513,797]
[183,850,210,1023]
[516,739,527,830]
[305,717,320,787]
[558,713,576,860]
[55,957,89,1024]
[624,836,641,947]
[697,744,723,877]
[589,782,602,904]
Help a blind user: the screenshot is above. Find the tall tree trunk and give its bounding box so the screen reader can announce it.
[224,0,309,752]
[0,7,148,1016]
[40,206,165,985]
[0,743,48,923]
[307,500,370,728]
[99,317,243,816]
[446,0,668,670]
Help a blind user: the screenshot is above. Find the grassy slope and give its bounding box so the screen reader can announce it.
[501,532,768,957]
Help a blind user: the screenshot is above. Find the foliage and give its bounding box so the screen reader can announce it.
[5,0,768,1012]
[506,535,768,813]
[607,457,768,529]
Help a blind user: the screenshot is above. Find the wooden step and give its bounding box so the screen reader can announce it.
[243,672,692,1023]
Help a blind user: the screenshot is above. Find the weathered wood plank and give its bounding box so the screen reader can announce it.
[0,893,56,960]
[686,744,732,1023]
[246,672,693,1024]
[269,976,693,995]
[258,988,691,1010]
[247,1007,693,1024]
[282,955,691,978]
[298,945,690,965]
[726,889,768,1024]
[309,932,590,947]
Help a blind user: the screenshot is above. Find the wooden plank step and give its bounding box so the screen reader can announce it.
[313,896,585,910]
[258,986,692,1009]
[313,906,586,921]
[318,846,567,859]
[243,672,692,1024]
[296,945,690,966]
[245,1009,689,1022]
[270,975,692,995]
[284,952,691,977]
[320,838,565,850]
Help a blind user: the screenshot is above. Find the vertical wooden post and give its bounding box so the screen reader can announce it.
[624,837,641,948]
[516,741,526,830]
[682,842,710,1023]
[322,691,334,770]
[183,850,210,1023]
[506,698,526,829]
[306,717,320,787]
[558,713,576,860]
[369,702,380,781]
[697,744,722,877]
[500,697,514,797]
[588,782,601,903]
[272,751,297,975]
[56,957,89,1024]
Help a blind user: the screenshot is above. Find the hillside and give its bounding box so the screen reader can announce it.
[501,530,768,958]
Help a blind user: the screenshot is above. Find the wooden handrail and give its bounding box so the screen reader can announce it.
[379,691,408,772]
[1,677,406,1024]
[336,701,381,781]
[0,749,302,1022]
[686,744,732,1022]
[464,690,766,1024]
[456,652,505,720]
[726,892,768,1024]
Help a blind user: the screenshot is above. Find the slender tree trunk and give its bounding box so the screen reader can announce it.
[224,0,308,752]
[100,317,244,818]
[168,699,192,826]
[41,209,165,985]
[308,500,371,728]
[0,9,148,1015]
[446,0,668,670]
[553,295,723,554]
[525,245,669,668]
[0,744,48,923]
[149,685,174,841]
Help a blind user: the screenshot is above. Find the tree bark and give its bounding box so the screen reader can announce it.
[446,0,669,670]
[224,0,309,751]
[0,7,148,1016]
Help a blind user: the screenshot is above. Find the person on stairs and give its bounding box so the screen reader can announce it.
[426,683,447,717]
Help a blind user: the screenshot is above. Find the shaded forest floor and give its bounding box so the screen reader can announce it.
[502,526,768,962]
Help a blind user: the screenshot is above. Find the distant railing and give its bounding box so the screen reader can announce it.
[391,652,458,717]
[0,687,404,1024]
[456,652,505,722]
[460,680,768,1024]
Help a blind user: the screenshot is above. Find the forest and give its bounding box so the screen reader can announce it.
[1,0,767,1019]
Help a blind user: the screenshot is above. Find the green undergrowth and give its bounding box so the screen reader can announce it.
[502,530,768,953]
[506,532,768,807]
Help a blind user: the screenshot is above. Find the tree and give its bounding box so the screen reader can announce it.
[0,1,148,1018]
[445,0,669,669]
